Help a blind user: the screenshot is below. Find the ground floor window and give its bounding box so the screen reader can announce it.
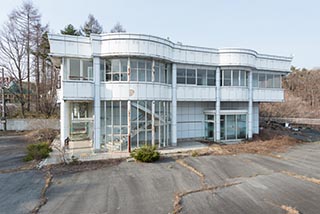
[205,113,247,141]
[220,114,247,140]
[70,102,93,141]
[100,100,171,152]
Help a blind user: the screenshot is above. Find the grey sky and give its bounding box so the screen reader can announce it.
[0,0,318,69]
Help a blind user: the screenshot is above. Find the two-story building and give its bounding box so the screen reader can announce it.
[48,33,292,152]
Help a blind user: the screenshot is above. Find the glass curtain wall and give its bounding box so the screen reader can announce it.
[220,114,247,140]
[100,58,171,84]
[100,100,171,152]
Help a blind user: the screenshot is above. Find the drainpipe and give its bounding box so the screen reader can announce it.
[248,70,253,139]
[93,57,101,151]
[215,67,221,142]
[171,63,177,146]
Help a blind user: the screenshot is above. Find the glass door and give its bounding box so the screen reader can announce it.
[205,115,215,140]
[226,115,236,140]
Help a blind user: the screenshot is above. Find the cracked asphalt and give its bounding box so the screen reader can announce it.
[1,134,320,214]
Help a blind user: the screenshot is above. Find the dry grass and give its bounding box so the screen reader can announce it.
[197,134,302,157]
[26,128,58,144]
[282,171,320,185]
[281,205,301,214]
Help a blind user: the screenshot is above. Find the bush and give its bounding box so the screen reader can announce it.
[23,142,53,162]
[130,145,160,162]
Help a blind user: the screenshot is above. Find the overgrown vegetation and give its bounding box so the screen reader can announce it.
[261,67,320,118]
[130,145,160,162]
[23,142,52,161]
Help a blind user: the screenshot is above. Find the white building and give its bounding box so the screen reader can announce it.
[48,33,292,152]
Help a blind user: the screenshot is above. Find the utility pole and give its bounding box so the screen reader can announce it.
[1,68,6,131]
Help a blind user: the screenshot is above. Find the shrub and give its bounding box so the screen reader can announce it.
[23,142,53,162]
[130,145,160,162]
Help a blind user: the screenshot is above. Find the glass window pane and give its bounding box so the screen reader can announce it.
[253,73,259,87]
[259,74,266,88]
[207,70,216,86]
[274,75,281,88]
[226,115,236,140]
[69,59,81,80]
[197,69,206,85]
[113,102,120,125]
[223,70,231,86]
[83,60,93,81]
[241,71,246,86]
[138,61,146,81]
[121,101,127,125]
[155,63,160,82]
[186,69,196,84]
[233,70,239,86]
[146,61,152,82]
[130,60,137,81]
[120,59,127,81]
[267,74,273,88]
[177,68,186,84]
[237,114,246,139]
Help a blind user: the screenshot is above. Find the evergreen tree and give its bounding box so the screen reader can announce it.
[81,14,103,37]
[61,24,81,36]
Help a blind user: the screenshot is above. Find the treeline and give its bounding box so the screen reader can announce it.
[0,1,125,118]
[260,67,320,118]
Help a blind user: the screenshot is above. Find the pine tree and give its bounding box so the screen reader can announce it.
[61,24,82,36]
[81,14,103,37]
[110,22,126,33]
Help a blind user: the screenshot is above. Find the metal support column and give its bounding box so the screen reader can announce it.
[171,64,177,146]
[248,70,253,139]
[215,67,221,142]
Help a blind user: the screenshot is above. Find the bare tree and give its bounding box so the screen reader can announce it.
[10,1,41,111]
[0,19,27,117]
[110,22,126,33]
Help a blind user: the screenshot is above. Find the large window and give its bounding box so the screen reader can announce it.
[68,59,93,81]
[177,67,216,86]
[100,100,171,152]
[101,58,171,84]
[220,114,247,140]
[253,72,281,88]
[222,69,248,87]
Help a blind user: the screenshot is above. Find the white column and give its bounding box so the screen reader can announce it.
[127,100,131,152]
[93,57,101,151]
[248,70,253,139]
[152,101,155,146]
[60,58,70,148]
[171,63,177,146]
[215,67,221,142]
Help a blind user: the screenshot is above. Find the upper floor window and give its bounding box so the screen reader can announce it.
[101,58,171,84]
[253,72,282,88]
[67,58,93,81]
[221,69,248,87]
[177,67,216,86]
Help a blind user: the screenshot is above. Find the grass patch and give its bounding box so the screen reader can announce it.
[130,145,160,162]
[23,142,52,162]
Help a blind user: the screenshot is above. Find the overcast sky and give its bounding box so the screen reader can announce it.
[0,0,319,69]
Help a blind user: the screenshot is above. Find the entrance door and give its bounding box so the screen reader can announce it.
[205,114,215,140]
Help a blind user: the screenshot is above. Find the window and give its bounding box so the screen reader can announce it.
[111,59,120,81]
[223,70,232,86]
[160,63,166,83]
[186,69,196,84]
[274,75,281,88]
[241,70,247,86]
[177,68,186,84]
[72,103,89,119]
[233,70,239,86]
[259,74,266,88]
[197,69,206,85]
[82,60,93,80]
[120,59,127,81]
[69,59,81,80]
[146,61,152,82]
[131,60,138,81]
[253,73,259,87]
[266,74,273,88]
[207,70,216,86]
[138,61,146,81]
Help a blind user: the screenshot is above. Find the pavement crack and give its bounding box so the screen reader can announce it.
[176,159,206,186]
[0,162,37,174]
[173,182,241,214]
[31,168,53,214]
[265,200,302,214]
[281,170,320,185]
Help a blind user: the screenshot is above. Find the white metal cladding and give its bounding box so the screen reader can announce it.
[48,33,292,72]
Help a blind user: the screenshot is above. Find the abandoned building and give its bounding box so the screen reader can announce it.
[48,33,292,152]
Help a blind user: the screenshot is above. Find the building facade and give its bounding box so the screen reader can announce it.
[48,33,292,152]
